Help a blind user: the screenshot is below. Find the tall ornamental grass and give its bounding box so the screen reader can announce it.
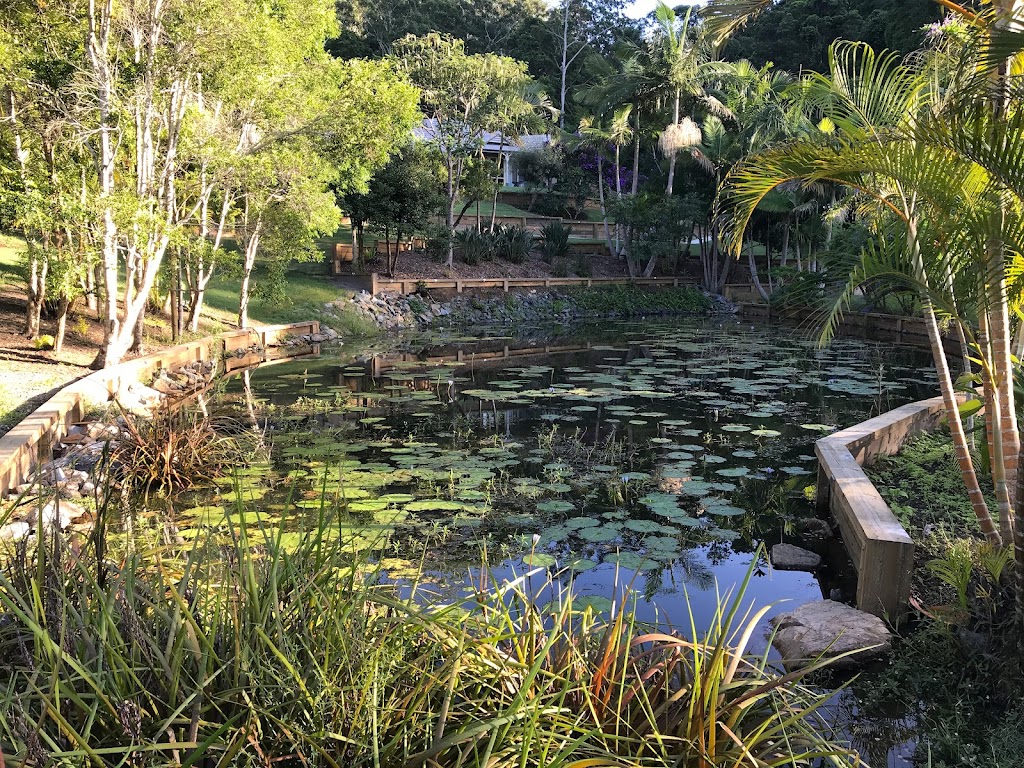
[0,497,863,767]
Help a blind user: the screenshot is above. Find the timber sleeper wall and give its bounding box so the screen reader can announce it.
[367,274,701,295]
[0,321,318,499]
[815,395,951,620]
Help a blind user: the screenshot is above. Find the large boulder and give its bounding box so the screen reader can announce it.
[771,543,822,571]
[770,600,892,670]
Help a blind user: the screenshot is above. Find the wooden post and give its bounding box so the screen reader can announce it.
[456,280,463,294]
[371,273,379,295]
[502,278,509,292]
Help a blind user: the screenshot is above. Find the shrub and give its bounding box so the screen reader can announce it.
[423,222,452,263]
[538,221,573,263]
[494,224,532,264]
[455,229,491,265]
[573,253,592,277]
[107,407,263,493]
[569,284,711,314]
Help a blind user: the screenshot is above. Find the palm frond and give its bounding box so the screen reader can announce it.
[702,0,775,47]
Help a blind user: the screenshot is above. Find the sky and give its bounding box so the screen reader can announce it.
[622,0,708,20]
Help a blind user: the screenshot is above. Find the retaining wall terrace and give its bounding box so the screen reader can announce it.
[0,321,318,498]
[815,396,954,620]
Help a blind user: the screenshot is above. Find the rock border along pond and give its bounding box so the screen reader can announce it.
[0,321,323,502]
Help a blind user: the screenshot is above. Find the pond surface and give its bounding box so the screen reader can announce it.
[163,318,936,644]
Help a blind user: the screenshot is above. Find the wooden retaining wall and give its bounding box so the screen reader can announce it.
[815,396,952,620]
[367,274,701,295]
[0,321,318,499]
[736,303,959,355]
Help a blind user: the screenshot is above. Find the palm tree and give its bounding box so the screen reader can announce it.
[650,2,722,197]
[724,35,1024,602]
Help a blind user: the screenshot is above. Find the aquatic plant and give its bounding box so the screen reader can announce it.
[0,499,864,767]
[107,406,265,493]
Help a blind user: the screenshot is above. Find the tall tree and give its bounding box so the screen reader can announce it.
[393,34,543,268]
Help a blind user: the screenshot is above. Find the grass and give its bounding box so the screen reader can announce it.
[201,262,372,331]
[865,429,990,534]
[0,479,863,767]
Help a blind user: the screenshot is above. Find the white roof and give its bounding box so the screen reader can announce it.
[413,119,551,153]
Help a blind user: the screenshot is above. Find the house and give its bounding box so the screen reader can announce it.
[412,119,553,187]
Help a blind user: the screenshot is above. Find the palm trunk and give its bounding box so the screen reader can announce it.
[980,307,1014,541]
[631,112,640,197]
[908,210,1001,544]
[596,154,613,255]
[490,134,506,232]
[747,239,770,301]
[665,90,680,197]
[989,272,1019,522]
[927,301,1001,544]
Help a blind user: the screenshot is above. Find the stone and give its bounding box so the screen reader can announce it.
[800,517,833,542]
[770,600,892,670]
[0,520,32,542]
[771,543,822,571]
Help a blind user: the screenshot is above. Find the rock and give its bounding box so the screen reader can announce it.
[771,543,822,571]
[770,600,891,670]
[800,517,833,542]
[955,627,989,657]
[0,520,32,542]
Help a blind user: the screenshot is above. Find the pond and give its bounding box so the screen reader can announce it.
[155,316,935,646]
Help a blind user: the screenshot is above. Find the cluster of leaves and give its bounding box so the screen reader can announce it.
[455,225,534,265]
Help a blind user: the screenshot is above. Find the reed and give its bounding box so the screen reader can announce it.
[0,494,863,767]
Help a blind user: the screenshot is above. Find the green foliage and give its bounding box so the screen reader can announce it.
[722,0,941,75]
[850,623,1024,768]
[350,142,445,274]
[31,334,54,350]
[538,220,573,263]
[493,223,533,263]
[866,430,987,533]
[568,284,711,314]
[609,194,691,276]
[0,516,862,766]
[454,228,491,265]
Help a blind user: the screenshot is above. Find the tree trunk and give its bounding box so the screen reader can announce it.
[24,249,48,338]
[631,112,640,197]
[559,0,569,130]
[89,0,122,369]
[927,300,1002,546]
[54,297,72,353]
[665,89,680,197]
[489,133,508,232]
[595,154,614,256]
[747,239,770,301]
[238,224,262,329]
